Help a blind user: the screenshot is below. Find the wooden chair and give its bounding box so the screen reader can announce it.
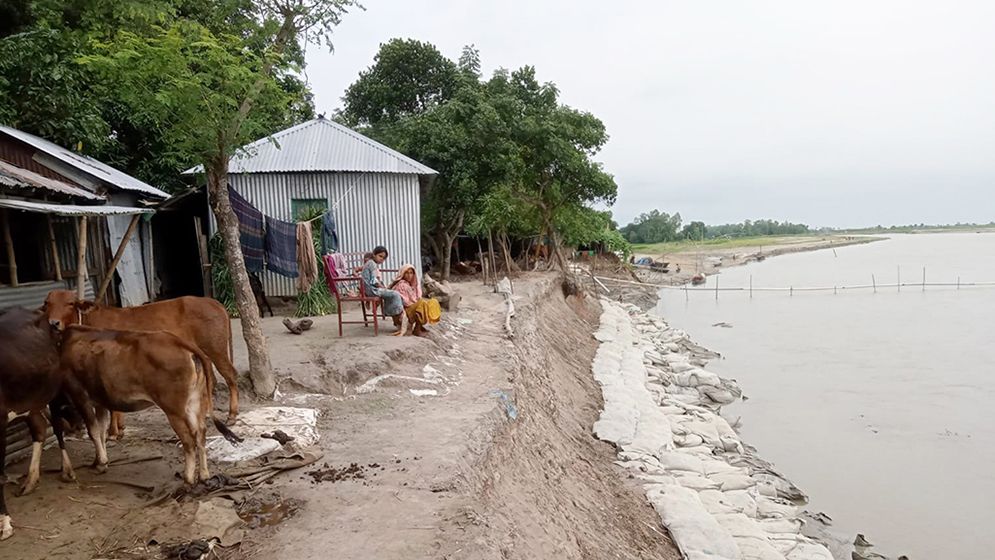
[323,255,381,336]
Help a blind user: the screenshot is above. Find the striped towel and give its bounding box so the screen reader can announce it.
[227,186,264,272]
[265,217,298,278]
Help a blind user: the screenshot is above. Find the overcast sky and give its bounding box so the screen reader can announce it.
[304,0,995,228]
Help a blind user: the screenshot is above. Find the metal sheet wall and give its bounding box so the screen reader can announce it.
[222,172,422,297]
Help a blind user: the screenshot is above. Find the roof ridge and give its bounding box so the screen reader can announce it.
[316,119,431,174]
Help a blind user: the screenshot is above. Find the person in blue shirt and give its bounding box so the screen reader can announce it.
[361,246,405,332]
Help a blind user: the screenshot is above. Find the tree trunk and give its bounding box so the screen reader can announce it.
[439,232,454,282]
[207,158,275,398]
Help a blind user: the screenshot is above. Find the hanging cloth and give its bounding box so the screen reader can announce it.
[227,186,264,272]
[320,210,339,255]
[296,221,319,292]
[264,217,299,278]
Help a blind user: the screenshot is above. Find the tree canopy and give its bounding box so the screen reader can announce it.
[340,40,623,276]
[620,211,810,243]
[0,0,318,192]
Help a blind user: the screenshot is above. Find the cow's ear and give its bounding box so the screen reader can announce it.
[75,301,96,314]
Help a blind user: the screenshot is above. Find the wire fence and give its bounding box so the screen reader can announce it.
[593,274,995,298]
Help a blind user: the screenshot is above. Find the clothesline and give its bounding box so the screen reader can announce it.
[300,179,360,223]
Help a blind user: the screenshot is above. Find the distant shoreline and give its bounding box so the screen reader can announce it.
[631,235,883,287]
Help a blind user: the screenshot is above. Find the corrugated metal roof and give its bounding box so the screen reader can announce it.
[0,126,169,199]
[0,198,154,216]
[184,118,437,176]
[0,160,106,201]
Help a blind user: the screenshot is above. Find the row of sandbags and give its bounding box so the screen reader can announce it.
[592,300,837,560]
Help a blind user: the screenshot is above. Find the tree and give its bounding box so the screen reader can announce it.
[341,38,461,128]
[487,67,617,270]
[82,0,358,397]
[341,41,516,281]
[682,220,705,240]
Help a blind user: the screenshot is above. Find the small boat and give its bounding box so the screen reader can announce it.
[691,273,706,286]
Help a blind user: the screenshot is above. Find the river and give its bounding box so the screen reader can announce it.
[654,232,995,559]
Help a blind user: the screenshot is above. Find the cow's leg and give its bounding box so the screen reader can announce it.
[108,411,124,440]
[0,411,13,540]
[49,399,77,483]
[90,406,110,473]
[165,413,198,485]
[196,421,209,481]
[205,347,239,425]
[15,412,47,496]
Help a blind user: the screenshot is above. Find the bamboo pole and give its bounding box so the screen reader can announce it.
[897,266,901,292]
[872,274,876,293]
[76,216,88,300]
[487,229,497,282]
[1,209,17,287]
[47,215,62,281]
[96,214,140,302]
[715,275,719,301]
[922,266,926,292]
[749,275,753,299]
[476,237,486,285]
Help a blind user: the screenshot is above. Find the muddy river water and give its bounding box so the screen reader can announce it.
[655,232,995,559]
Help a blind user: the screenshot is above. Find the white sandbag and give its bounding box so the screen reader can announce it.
[712,472,756,491]
[206,436,281,463]
[674,433,706,447]
[758,517,803,536]
[233,406,320,447]
[647,484,742,560]
[715,513,786,560]
[756,496,800,519]
[784,542,834,560]
[719,489,759,517]
[658,451,706,474]
[674,473,721,491]
[702,460,744,476]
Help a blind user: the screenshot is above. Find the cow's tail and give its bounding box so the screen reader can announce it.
[193,348,242,445]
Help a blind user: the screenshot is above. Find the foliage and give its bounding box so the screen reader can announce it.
[621,211,810,243]
[556,206,631,258]
[293,204,335,317]
[0,0,319,192]
[209,233,238,316]
[619,210,683,244]
[341,38,461,128]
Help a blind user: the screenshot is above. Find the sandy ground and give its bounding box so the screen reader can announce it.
[2,274,679,559]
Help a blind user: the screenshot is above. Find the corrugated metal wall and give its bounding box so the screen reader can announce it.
[221,172,422,297]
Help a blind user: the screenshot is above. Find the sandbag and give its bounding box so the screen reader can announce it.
[647,484,742,560]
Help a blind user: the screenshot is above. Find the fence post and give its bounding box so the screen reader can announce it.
[897,266,901,292]
[715,275,719,301]
[957,276,960,290]
[790,286,793,297]
[922,266,926,292]
[749,275,753,299]
[872,274,876,294]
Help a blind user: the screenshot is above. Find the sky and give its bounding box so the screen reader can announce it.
[304,0,995,228]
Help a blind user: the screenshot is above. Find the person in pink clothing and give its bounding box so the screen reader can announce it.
[389,264,441,337]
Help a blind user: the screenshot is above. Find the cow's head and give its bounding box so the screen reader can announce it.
[42,289,95,331]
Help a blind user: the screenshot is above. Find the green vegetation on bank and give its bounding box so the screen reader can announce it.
[835,223,995,234]
[620,210,810,244]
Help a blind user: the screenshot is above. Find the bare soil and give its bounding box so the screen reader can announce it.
[2,274,678,560]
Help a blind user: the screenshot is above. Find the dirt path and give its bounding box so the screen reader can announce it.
[2,275,678,559]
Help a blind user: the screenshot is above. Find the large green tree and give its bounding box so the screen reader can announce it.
[0,0,315,192]
[79,0,358,396]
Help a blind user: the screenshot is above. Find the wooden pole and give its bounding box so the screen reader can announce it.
[96,214,141,302]
[76,216,88,300]
[749,275,753,299]
[47,215,62,281]
[957,276,960,290]
[922,266,926,292]
[897,265,901,292]
[715,275,719,301]
[1,209,17,287]
[487,229,497,282]
[872,274,876,293]
[194,217,211,297]
[476,237,486,285]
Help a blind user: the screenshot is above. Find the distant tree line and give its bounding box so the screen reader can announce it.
[620,210,810,244]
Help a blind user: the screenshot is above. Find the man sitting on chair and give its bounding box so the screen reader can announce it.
[361,246,405,333]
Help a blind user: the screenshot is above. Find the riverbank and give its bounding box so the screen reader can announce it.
[1,275,680,560]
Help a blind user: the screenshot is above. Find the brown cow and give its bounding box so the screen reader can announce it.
[43,290,241,433]
[58,325,241,485]
[0,308,78,540]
